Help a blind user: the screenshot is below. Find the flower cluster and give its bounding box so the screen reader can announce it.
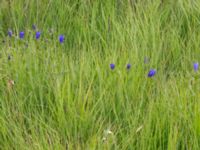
[7,25,65,44]
[109,61,199,78]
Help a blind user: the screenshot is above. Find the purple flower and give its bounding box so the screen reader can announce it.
[194,62,199,71]
[110,63,115,70]
[8,30,12,37]
[19,31,25,39]
[59,35,64,43]
[127,64,131,70]
[148,69,156,77]
[35,31,41,40]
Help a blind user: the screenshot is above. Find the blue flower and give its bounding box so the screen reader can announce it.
[59,35,64,43]
[8,30,12,37]
[19,31,25,39]
[127,64,131,70]
[110,63,115,70]
[194,62,199,71]
[148,69,156,77]
[35,31,41,40]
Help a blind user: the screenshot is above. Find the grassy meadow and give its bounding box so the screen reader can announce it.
[1,0,200,149]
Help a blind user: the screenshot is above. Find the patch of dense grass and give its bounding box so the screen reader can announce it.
[1,0,200,149]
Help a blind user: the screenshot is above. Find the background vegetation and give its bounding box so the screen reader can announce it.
[1,0,200,149]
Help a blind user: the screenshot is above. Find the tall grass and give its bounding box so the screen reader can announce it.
[1,0,200,149]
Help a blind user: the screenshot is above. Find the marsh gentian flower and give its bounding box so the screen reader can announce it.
[19,32,24,39]
[194,62,199,71]
[8,30,12,37]
[127,64,131,70]
[35,31,41,40]
[59,35,64,43]
[148,69,156,77]
[110,63,115,70]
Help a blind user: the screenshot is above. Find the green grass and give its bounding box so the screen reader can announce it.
[1,0,200,149]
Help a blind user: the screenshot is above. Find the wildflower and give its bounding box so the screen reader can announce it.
[59,35,64,43]
[35,31,41,40]
[19,31,25,39]
[193,62,199,71]
[110,63,115,70]
[102,128,113,141]
[105,129,113,135]
[127,64,131,70]
[8,30,12,37]
[148,69,156,77]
